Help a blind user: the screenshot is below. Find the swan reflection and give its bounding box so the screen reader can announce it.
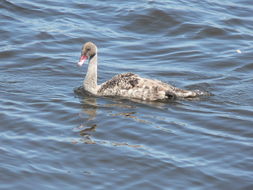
[74,86,146,147]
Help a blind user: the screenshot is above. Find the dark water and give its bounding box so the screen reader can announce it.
[1,0,253,189]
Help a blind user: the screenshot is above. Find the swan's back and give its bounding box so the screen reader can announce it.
[98,73,178,101]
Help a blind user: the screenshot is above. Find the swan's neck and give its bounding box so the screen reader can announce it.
[84,54,98,94]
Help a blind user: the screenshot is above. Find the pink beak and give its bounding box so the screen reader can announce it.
[77,55,88,67]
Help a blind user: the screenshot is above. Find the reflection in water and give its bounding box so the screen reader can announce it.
[73,87,98,144]
[74,86,144,147]
[81,97,98,120]
[79,124,97,136]
[110,112,151,124]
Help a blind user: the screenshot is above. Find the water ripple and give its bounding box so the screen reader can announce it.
[1,0,253,189]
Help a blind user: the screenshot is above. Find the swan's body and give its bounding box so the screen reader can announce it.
[77,42,208,101]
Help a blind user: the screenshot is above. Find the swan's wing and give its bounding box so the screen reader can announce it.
[98,72,208,100]
[98,73,170,100]
[98,73,140,93]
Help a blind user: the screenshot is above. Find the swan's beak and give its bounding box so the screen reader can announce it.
[77,55,88,67]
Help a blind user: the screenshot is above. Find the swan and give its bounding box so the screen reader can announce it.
[77,42,208,101]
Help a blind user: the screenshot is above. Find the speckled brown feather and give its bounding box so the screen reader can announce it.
[97,72,204,101]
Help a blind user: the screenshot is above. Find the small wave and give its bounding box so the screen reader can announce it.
[120,8,180,35]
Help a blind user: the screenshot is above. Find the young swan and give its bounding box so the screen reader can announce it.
[77,42,209,101]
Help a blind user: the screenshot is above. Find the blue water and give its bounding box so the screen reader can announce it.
[0,0,253,189]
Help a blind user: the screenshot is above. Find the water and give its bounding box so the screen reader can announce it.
[1,0,253,189]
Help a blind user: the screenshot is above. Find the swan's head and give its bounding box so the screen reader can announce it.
[77,42,97,66]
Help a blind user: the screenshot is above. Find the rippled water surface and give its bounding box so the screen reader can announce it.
[1,0,253,189]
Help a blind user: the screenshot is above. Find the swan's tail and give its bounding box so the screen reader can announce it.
[165,89,212,99]
[193,90,213,97]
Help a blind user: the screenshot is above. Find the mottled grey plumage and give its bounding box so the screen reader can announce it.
[78,42,209,101]
[98,72,206,101]
[98,73,139,92]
